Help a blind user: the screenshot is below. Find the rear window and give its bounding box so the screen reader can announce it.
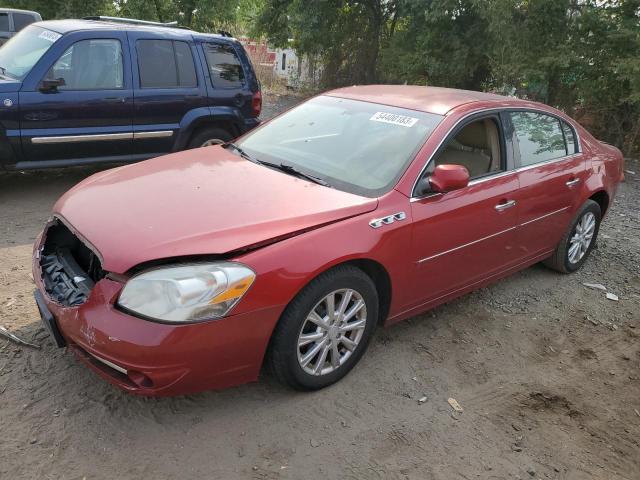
[0,13,9,32]
[203,43,245,88]
[13,13,37,31]
[510,111,568,166]
[137,39,197,88]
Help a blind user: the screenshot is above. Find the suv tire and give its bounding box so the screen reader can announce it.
[188,127,233,149]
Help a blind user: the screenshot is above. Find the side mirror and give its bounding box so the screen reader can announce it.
[39,78,65,93]
[428,164,469,193]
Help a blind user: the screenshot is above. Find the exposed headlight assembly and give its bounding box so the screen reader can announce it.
[117,263,255,323]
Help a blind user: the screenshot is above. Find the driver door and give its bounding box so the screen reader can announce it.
[19,31,133,165]
[408,113,521,309]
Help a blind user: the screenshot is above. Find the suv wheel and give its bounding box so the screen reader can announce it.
[268,266,378,390]
[188,127,233,149]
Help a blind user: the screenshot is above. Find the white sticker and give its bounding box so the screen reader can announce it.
[38,30,62,43]
[370,111,419,127]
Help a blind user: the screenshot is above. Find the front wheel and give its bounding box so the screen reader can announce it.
[267,266,378,390]
[544,199,601,273]
[187,127,232,149]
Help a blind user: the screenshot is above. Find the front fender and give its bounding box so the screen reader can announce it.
[173,106,245,151]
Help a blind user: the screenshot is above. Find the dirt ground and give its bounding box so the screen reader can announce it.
[1,94,639,480]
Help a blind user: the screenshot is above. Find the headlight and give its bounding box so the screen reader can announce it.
[117,262,255,323]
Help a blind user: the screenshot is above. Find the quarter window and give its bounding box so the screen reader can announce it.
[562,121,577,154]
[47,39,123,90]
[203,43,245,88]
[510,112,567,166]
[137,39,197,88]
[0,13,9,32]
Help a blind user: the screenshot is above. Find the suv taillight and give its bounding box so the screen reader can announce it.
[251,91,262,117]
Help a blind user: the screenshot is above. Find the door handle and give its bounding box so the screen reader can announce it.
[495,200,517,211]
[104,97,126,103]
[566,178,581,187]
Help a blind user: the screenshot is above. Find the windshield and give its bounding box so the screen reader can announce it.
[237,96,443,197]
[0,25,60,80]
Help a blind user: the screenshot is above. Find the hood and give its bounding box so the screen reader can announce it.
[0,79,22,92]
[54,147,378,273]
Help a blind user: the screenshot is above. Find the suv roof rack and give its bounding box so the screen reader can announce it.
[83,16,185,28]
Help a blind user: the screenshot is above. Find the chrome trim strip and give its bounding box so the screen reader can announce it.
[417,226,517,264]
[410,106,583,200]
[133,130,174,139]
[31,132,133,144]
[88,352,127,374]
[518,207,569,227]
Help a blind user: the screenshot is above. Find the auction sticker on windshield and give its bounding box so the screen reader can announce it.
[370,112,419,127]
[38,30,62,43]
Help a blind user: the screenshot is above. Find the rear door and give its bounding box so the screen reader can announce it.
[19,30,134,165]
[200,40,255,120]
[128,32,209,155]
[509,111,587,258]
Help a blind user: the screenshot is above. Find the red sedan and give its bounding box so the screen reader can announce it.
[33,86,624,396]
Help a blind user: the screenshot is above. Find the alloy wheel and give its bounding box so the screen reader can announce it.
[201,138,225,147]
[568,211,596,264]
[296,289,368,376]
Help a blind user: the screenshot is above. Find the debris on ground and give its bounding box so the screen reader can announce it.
[447,398,464,413]
[606,292,619,301]
[582,282,607,291]
[418,396,427,404]
[0,325,40,349]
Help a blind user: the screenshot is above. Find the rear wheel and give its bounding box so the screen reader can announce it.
[543,199,601,273]
[187,127,232,149]
[268,266,378,390]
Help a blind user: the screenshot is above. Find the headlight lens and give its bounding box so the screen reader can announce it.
[117,262,255,323]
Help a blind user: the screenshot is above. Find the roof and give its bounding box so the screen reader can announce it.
[0,8,40,15]
[34,19,231,41]
[326,85,511,116]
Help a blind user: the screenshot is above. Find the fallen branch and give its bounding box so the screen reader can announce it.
[0,326,40,349]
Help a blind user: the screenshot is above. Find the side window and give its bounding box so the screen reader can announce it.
[137,39,197,88]
[432,118,503,179]
[13,13,37,31]
[561,121,577,154]
[47,39,123,90]
[0,13,9,32]
[203,43,245,88]
[511,112,567,166]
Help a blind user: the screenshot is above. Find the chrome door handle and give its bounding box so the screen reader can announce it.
[566,178,581,187]
[495,200,517,211]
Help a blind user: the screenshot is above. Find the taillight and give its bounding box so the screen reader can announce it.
[251,91,262,117]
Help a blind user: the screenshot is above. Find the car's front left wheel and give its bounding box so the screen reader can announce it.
[268,265,379,390]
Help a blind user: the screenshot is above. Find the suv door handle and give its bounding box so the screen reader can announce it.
[495,200,517,211]
[566,178,581,187]
[104,97,126,103]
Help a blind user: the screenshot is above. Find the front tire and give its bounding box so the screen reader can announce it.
[544,199,601,273]
[268,266,378,390]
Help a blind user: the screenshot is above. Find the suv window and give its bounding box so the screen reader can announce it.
[511,112,567,166]
[137,39,197,88]
[47,39,123,90]
[13,13,36,31]
[0,13,9,32]
[203,43,245,88]
[432,118,503,179]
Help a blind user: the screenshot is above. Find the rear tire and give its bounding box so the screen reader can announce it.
[187,127,232,149]
[268,266,378,391]
[543,199,601,273]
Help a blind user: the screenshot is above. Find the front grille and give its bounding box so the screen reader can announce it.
[40,220,106,306]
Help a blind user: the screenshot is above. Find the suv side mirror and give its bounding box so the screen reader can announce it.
[428,164,470,193]
[39,78,65,93]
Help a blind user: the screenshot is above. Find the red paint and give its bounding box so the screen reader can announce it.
[33,86,624,396]
[429,164,470,192]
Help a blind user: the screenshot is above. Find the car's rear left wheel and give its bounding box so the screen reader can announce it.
[544,199,601,273]
[268,266,378,390]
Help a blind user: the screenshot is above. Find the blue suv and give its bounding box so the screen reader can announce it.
[0,17,261,169]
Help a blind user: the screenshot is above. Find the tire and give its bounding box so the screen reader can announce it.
[543,199,601,273]
[187,127,233,149]
[268,265,379,391]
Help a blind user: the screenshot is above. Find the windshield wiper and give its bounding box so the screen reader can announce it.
[273,163,330,187]
[224,142,330,187]
[223,142,256,162]
[0,67,16,80]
